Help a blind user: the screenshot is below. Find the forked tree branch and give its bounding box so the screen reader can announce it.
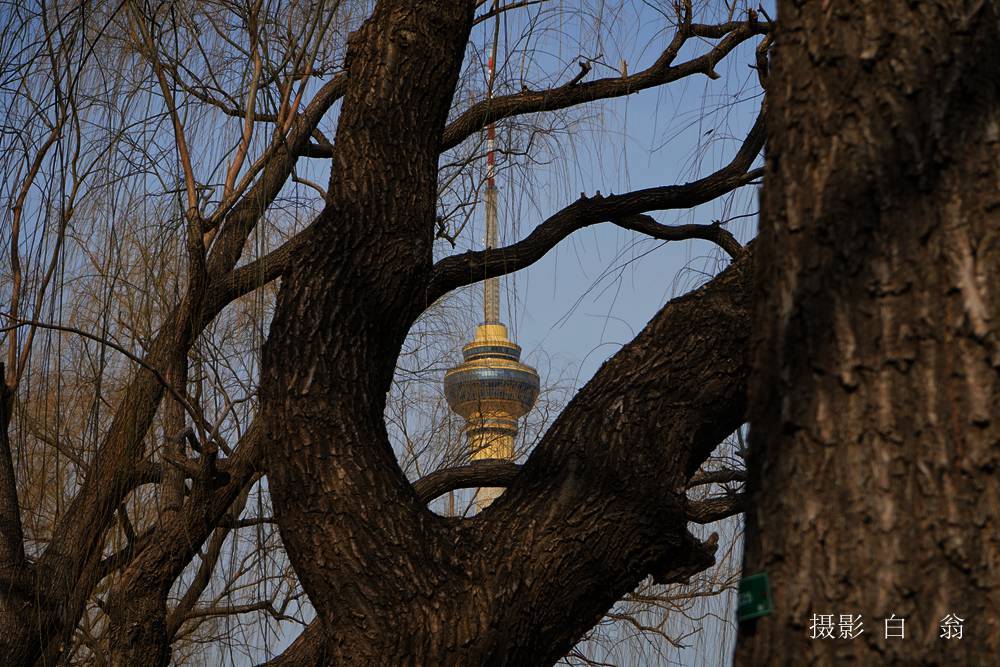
[439,14,770,151]
[427,109,764,303]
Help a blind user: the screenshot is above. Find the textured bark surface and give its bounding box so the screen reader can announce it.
[260,2,481,662]
[736,1,1000,665]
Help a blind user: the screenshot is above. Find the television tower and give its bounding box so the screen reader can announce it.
[443,54,539,511]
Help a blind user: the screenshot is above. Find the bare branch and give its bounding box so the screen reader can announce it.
[473,1,547,26]
[440,16,770,151]
[687,467,746,488]
[428,110,764,302]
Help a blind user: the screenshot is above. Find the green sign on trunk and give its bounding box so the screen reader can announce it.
[737,572,773,621]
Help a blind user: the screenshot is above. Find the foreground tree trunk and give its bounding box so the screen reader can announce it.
[737,1,999,664]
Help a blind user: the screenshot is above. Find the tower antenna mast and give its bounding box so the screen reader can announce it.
[443,17,539,512]
[484,29,500,324]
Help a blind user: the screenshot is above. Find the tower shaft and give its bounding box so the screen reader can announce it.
[484,54,500,325]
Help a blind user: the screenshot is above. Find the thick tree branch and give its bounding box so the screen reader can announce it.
[204,73,346,277]
[687,493,746,524]
[428,110,764,302]
[411,460,522,503]
[268,248,755,665]
[204,229,311,314]
[258,459,523,667]
[688,467,746,488]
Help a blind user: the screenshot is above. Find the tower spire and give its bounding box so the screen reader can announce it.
[483,53,500,324]
[443,46,539,513]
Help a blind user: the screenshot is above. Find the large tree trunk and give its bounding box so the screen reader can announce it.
[736,1,999,665]
[259,1,480,662]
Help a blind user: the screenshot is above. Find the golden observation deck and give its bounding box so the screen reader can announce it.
[443,323,539,510]
[444,52,538,511]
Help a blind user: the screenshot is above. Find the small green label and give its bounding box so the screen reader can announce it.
[737,572,773,621]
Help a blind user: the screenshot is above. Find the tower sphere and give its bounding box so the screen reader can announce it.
[443,323,539,447]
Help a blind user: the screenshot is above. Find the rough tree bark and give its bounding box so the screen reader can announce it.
[736,1,999,665]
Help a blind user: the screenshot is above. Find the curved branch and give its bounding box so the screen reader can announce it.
[296,18,771,161]
[428,110,764,302]
[613,215,745,259]
[412,460,523,503]
[440,16,770,151]
[205,228,312,313]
